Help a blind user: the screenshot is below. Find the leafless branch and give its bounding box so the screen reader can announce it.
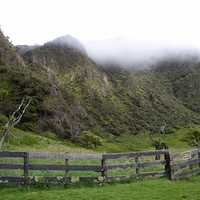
[0,97,32,149]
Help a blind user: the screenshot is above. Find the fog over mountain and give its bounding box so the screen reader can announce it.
[16,33,200,70]
[46,35,86,54]
[83,38,200,68]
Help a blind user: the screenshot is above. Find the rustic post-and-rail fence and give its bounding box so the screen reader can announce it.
[170,149,200,179]
[0,149,199,184]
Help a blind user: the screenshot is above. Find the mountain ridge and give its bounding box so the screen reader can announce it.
[1,30,200,143]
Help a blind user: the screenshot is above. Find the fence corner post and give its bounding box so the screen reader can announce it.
[164,150,172,180]
[101,155,107,181]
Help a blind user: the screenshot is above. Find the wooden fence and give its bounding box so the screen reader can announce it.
[170,149,200,179]
[0,149,199,184]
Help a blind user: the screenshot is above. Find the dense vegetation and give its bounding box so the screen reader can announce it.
[1,29,200,200]
[3,122,200,152]
[1,29,200,147]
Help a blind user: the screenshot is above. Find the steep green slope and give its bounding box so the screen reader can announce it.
[103,66,200,133]
[1,29,200,145]
[21,41,117,137]
[154,57,200,113]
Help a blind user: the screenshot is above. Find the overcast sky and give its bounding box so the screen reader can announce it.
[1,0,200,47]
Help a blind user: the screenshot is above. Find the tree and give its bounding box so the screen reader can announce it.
[160,121,167,134]
[0,96,32,149]
[149,133,168,160]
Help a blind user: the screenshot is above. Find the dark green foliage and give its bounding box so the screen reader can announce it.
[152,139,168,150]
[183,129,200,147]
[0,114,8,125]
[0,64,51,132]
[78,130,103,148]
[164,128,176,134]
[2,29,200,144]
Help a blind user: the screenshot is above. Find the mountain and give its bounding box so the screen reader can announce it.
[48,35,86,54]
[16,45,40,54]
[1,30,200,143]
[0,30,24,66]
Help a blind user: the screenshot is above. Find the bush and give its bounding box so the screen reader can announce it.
[0,114,8,125]
[0,88,9,101]
[165,128,176,134]
[183,129,200,147]
[79,130,103,148]
[152,139,168,150]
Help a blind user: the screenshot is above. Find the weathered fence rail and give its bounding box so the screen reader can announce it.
[0,149,199,184]
[170,149,200,179]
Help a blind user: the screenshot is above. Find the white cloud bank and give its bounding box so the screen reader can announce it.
[1,0,200,67]
[83,38,200,68]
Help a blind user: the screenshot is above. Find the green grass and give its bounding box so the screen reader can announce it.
[0,176,200,200]
[0,124,199,179]
[0,124,200,200]
[1,127,92,153]
[0,124,198,179]
[2,124,199,153]
[96,124,200,152]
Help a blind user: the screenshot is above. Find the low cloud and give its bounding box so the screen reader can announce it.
[83,38,200,69]
[47,35,86,54]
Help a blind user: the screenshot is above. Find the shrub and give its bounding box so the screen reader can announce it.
[79,130,103,148]
[152,139,168,150]
[165,128,176,134]
[0,88,9,100]
[0,114,8,125]
[183,129,200,147]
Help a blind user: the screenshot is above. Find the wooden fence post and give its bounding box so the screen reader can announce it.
[135,156,140,177]
[23,152,29,184]
[155,151,160,160]
[101,158,107,180]
[164,151,172,180]
[198,148,200,168]
[64,159,69,184]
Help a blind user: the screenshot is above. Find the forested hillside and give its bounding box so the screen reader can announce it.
[1,29,200,144]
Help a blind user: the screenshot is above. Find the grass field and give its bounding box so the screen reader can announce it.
[0,176,200,200]
[0,124,196,177]
[2,124,198,153]
[0,125,200,200]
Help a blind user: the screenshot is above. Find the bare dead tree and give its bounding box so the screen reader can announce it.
[160,121,167,134]
[0,97,32,149]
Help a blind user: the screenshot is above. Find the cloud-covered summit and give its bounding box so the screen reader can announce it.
[46,35,86,54]
[83,38,200,68]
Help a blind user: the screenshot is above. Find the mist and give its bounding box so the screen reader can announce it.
[83,38,200,69]
[16,33,200,70]
[46,35,86,54]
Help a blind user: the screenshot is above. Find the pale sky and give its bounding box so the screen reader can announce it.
[1,0,200,47]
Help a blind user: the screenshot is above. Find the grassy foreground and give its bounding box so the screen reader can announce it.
[2,124,199,153]
[0,176,200,200]
[0,125,200,199]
